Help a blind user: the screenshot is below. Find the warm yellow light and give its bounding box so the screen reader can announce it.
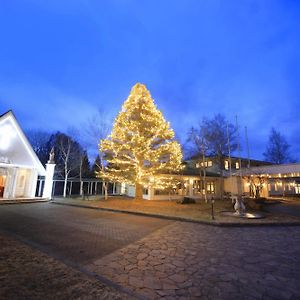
[98,83,183,192]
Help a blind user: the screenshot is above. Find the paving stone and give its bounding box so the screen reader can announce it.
[10,204,297,300]
[169,273,189,284]
[128,276,144,288]
[143,276,162,290]
[137,253,148,260]
[156,289,176,297]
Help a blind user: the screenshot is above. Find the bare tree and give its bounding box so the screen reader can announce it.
[54,132,82,198]
[187,126,209,202]
[82,109,111,199]
[263,128,293,164]
[198,114,238,199]
[26,130,52,165]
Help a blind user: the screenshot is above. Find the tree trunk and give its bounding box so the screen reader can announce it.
[135,183,143,200]
[104,182,108,200]
[80,181,83,197]
[79,158,83,196]
[220,176,224,200]
[219,156,224,200]
[63,173,68,198]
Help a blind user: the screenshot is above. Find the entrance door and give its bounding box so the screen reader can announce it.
[0,175,6,198]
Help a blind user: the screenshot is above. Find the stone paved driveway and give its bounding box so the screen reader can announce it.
[1,203,300,299]
[87,223,300,300]
[0,203,171,264]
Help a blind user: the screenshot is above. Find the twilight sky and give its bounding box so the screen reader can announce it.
[1,0,300,160]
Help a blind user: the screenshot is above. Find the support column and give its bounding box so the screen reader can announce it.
[3,167,17,199]
[43,163,56,199]
[26,169,38,198]
[188,179,193,196]
[38,179,43,197]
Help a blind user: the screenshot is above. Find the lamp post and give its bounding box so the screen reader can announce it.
[211,197,215,220]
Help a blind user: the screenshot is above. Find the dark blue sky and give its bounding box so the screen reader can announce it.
[1,0,300,160]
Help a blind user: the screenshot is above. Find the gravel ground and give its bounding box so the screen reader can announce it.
[53,197,300,225]
[0,234,130,300]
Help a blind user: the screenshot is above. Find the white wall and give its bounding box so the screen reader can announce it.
[3,167,17,198]
[1,167,38,199]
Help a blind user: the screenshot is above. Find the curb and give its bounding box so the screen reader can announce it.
[51,201,300,227]
[0,199,49,205]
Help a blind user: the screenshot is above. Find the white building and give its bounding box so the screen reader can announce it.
[238,163,300,198]
[0,111,53,200]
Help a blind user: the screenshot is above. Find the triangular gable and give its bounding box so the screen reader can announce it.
[0,110,46,175]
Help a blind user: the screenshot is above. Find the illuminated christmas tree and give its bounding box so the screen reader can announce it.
[100,83,183,199]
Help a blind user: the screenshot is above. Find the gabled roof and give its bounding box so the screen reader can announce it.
[0,110,46,175]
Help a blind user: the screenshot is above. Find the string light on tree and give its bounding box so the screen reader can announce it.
[99,83,183,199]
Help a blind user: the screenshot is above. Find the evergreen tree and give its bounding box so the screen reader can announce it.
[263,128,293,164]
[100,83,183,199]
[80,150,92,178]
[91,155,102,178]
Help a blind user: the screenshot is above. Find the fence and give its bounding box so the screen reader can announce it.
[36,178,119,198]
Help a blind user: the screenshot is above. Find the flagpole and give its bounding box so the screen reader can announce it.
[235,115,243,196]
[245,126,251,169]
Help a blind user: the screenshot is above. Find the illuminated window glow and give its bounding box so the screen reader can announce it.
[206,181,215,194]
[196,161,213,168]
[224,160,229,170]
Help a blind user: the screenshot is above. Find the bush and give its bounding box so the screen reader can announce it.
[243,198,262,210]
[177,197,196,204]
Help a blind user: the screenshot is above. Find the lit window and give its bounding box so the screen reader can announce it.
[198,161,212,168]
[236,162,240,169]
[224,160,229,170]
[206,182,215,194]
[295,184,300,194]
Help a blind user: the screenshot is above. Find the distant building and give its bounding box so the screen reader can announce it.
[240,163,300,198]
[185,155,270,175]
[122,156,300,200]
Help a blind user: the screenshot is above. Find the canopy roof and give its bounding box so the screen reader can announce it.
[241,163,300,177]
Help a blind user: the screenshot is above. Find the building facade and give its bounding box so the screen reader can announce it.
[122,157,300,200]
[0,111,53,200]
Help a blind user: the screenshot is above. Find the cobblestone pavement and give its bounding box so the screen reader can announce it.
[0,203,171,264]
[87,222,300,300]
[0,234,130,300]
[1,203,300,299]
